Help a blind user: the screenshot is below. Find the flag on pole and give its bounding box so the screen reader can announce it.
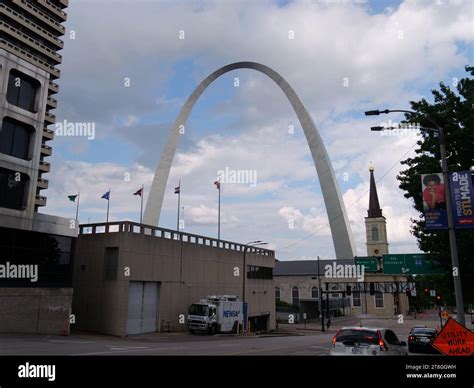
[102,189,111,223]
[134,185,144,224]
[214,180,220,190]
[133,188,143,197]
[68,193,80,221]
[175,181,181,230]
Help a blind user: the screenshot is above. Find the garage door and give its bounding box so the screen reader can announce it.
[127,282,159,335]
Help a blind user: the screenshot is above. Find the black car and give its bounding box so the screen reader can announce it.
[408,327,440,354]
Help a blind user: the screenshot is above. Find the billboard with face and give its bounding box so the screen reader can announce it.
[421,173,447,229]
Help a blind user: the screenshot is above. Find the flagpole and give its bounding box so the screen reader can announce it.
[140,184,144,224]
[176,180,181,231]
[218,183,221,240]
[75,192,80,222]
[106,188,110,223]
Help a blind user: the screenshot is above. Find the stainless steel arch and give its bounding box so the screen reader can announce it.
[143,61,356,259]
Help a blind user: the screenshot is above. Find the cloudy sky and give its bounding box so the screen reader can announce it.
[43,0,473,260]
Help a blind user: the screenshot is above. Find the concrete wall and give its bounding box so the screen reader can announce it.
[0,287,72,334]
[73,225,276,336]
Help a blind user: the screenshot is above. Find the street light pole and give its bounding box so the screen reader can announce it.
[317,256,324,332]
[365,109,465,325]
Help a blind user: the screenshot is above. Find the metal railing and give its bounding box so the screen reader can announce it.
[79,221,275,257]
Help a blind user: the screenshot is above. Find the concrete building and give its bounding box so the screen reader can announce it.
[274,260,410,321]
[72,221,276,336]
[0,0,75,334]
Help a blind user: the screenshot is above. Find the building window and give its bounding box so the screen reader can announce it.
[311,286,319,299]
[0,168,29,210]
[374,292,384,308]
[247,265,273,279]
[275,287,280,302]
[292,286,299,306]
[371,226,379,241]
[0,226,75,287]
[352,291,361,307]
[331,285,340,298]
[0,117,33,160]
[7,70,39,112]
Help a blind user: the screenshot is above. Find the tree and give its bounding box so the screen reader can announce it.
[397,66,474,306]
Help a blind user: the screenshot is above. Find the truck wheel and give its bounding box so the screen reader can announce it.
[189,329,195,334]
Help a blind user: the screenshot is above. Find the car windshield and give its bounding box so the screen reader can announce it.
[412,329,436,335]
[336,329,379,345]
[188,304,209,316]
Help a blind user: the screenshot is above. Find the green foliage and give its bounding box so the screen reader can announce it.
[397,66,474,306]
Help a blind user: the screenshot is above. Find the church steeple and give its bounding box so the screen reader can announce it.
[368,166,383,218]
[364,165,389,256]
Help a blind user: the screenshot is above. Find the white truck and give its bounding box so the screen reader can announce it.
[187,295,246,334]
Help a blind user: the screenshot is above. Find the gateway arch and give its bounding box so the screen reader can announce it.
[143,61,356,259]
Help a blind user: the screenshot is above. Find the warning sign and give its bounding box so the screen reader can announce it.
[432,318,474,356]
[441,310,449,319]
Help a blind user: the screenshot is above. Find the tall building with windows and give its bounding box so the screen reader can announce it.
[0,0,75,334]
[365,166,389,256]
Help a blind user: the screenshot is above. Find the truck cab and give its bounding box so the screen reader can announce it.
[187,302,218,334]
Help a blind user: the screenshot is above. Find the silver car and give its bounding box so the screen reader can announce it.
[330,327,408,356]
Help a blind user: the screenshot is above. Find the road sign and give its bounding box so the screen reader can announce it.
[430,290,436,297]
[354,257,378,272]
[382,254,445,275]
[441,311,449,319]
[432,318,474,356]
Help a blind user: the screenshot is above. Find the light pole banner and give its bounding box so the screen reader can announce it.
[449,171,474,229]
[421,173,447,229]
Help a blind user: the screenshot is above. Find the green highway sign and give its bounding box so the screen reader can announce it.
[382,254,446,275]
[354,257,379,272]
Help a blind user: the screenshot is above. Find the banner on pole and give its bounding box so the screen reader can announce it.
[421,173,447,229]
[449,171,474,229]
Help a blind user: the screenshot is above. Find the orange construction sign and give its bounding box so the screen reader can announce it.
[432,318,474,356]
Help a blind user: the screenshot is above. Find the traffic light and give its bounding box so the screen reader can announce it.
[369,283,375,296]
[436,293,442,305]
[424,288,429,296]
[346,285,352,296]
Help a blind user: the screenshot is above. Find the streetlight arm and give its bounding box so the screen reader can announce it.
[367,108,442,132]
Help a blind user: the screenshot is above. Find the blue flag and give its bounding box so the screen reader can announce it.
[101,190,110,200]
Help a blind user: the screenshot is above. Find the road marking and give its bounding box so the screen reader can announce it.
[48,340,96,344]
[224,343,328,355]
[71,346,186,356]
[108,346,148,350]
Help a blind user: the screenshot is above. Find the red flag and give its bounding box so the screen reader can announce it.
[133,188,143,197]
[214,180,220,190]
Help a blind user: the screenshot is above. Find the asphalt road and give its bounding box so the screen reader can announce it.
[0,314,449,356]
[0,331,334,356]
